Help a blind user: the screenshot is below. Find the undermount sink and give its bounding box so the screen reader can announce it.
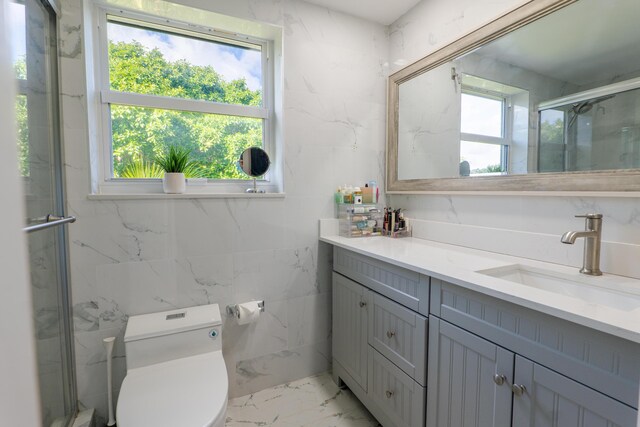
[476,264,640,312]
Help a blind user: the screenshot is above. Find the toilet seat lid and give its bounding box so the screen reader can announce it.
[117,351,228,427]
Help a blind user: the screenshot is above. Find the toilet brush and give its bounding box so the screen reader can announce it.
[104,337,116,426]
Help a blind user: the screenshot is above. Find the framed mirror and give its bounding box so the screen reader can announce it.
[387,0,640,192]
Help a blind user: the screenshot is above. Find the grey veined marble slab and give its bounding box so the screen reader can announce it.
[226,372,380,427]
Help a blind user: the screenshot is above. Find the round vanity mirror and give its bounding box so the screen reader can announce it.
[238,147,270,193]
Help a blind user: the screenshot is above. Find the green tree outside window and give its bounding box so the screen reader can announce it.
[108,40,263,179]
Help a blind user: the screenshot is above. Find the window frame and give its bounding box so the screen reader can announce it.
[94,6,275,189]
[460,87,512,174]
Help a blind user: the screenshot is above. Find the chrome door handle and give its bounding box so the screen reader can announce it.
[386,330,396,339]
[385,390,394,398]
[493,374,506,386]
[512,384,526,396]
[359,301,367,308]
[24,214,76,233]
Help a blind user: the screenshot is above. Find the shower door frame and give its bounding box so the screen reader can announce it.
[49,0,78,421]
[22,0,78,423]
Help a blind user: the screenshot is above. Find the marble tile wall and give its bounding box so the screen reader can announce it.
[388,0,640,281]
[58,0,387,421]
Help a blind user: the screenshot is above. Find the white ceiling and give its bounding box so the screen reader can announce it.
[302,0,421,25]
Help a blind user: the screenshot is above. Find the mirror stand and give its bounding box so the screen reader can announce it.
[246,178,265,193]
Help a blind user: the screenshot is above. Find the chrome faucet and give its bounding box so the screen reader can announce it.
[561,214,603,276]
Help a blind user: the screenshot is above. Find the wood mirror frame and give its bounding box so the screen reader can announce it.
[386,0,640,193]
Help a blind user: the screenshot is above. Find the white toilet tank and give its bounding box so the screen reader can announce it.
[124,304,222,371]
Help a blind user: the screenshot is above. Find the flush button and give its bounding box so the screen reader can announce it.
[166,312,185,320]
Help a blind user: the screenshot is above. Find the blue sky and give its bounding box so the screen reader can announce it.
[108,21,262,91]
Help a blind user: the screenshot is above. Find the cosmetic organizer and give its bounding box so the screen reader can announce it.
[337,203,383,238]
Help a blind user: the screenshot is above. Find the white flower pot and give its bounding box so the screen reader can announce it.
[162,172,186,194]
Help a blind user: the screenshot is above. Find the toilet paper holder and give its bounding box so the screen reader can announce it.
[226,301,265,319]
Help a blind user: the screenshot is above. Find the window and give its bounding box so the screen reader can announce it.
[538,108,565,172]
[9,1,29,177]
[97,9,273,182]
[459,89,509,176]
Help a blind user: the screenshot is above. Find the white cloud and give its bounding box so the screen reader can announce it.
[108,22,262,91]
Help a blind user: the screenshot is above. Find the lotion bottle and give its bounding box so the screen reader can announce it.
[334,187,344,204]
[368,180,378,203]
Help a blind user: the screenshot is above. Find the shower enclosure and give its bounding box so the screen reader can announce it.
[538,79,640,173]
[11,0,78,425]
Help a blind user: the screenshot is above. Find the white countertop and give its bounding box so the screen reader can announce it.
[320,233,640,344]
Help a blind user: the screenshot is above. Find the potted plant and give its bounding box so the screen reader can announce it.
[154,146,199,194]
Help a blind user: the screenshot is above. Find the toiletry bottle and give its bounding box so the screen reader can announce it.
[344,186,353,204]
[334,187,343,204]
[354,187,363,204]
[391,210,396,235]
[368,180,378,203]
[363,183,373,203]
[383,208,389,234]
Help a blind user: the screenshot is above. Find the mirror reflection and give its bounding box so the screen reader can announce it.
[397,0,640,180]
[238,146,270,178]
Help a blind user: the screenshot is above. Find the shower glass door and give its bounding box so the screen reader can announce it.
[11,0,77,425]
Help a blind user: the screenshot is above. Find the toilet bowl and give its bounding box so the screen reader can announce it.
[116,304,228,427]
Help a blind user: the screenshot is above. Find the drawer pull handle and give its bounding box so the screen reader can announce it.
[511,384,526,396]
[385,390,394,398]
[386,330,396,339]
[359,301,367,308]
[493,374,506,386]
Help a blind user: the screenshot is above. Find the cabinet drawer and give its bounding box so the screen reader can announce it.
[369,292,427,385]
[431,278,640,408]
[334,247,429,315]
[368,347,425,427]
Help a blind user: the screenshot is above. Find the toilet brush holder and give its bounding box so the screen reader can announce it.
[104,337,116,426]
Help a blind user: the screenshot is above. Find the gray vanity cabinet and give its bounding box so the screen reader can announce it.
[426,317,638,427]
[332,248,428,427]
[429,279,640,427]
[331,247,639,427]
[427,317,514,427]
[512,356,638,427]
[332,272,369,392]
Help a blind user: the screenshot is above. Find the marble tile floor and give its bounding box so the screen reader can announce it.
[226,372,381,427]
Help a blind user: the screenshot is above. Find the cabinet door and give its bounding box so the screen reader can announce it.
[427,317,514,427]
[332,272,369,391]
[512,356,638,427]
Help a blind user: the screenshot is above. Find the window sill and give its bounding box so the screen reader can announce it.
[87,192,286,200]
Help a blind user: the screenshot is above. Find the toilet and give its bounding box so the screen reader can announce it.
[116,304,228,427]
